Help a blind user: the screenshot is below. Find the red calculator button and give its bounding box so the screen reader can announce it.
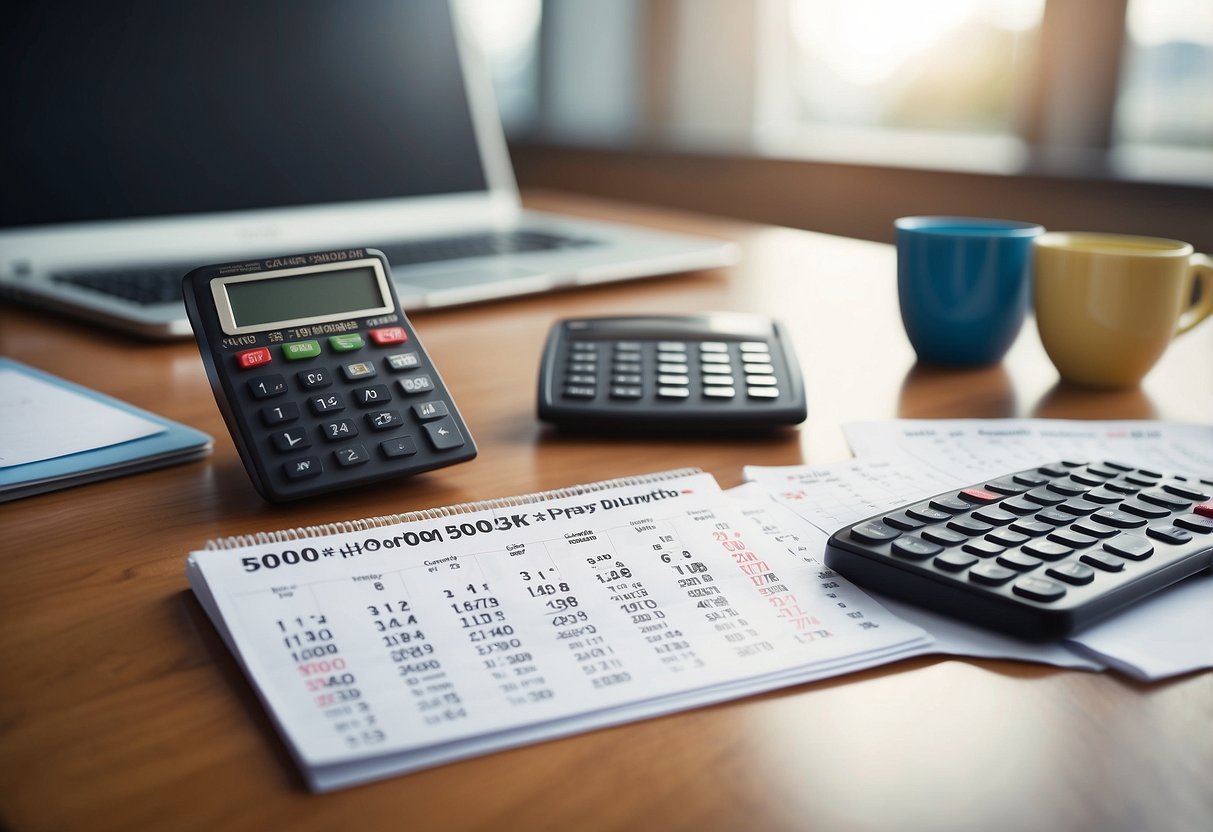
[369,327,408,346]
[236,347,272,369]
[1196,502,1213,519]
[960,488,1001,504]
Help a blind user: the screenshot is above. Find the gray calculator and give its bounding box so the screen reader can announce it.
[537,314,807,432]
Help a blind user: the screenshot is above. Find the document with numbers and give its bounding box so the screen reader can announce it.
[187,469,931,791]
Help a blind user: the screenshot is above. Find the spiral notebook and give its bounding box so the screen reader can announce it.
[187,468,931,791]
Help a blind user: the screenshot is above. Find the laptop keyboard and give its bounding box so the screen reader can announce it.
[51,230,600,306]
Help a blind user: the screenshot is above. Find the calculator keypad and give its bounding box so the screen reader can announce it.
[230,334,471,493]
[825,461,1213,639]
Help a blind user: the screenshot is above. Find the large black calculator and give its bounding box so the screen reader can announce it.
[537,314,807,431]
[183,248,475,502]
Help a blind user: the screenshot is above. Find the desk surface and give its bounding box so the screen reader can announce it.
[2,192,1211,832]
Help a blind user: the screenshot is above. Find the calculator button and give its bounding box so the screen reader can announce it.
[248,374,287,399]
[1146,525,1192,545]
[702,386,736,398]
[271,426,311,452]
[947,517,993,536]
[1105,480,1140,495]
[1012,472,1048,487]
[1047,529,1099,549]
[424,417,465,450]
[297,368,332,389]
[1084,465,1118,478]
[282,339,321,360]
[1012,576,1067,602]
[1047,562,1096,585]
[236,347,272,369]
[657,374,690,386]
[1047,479,1090,496]
[963,539,1005,557]
[1138,489,1190,510]
[283,456,322,480]
[1038,465,1068,477]
[700,353,731,364]
[960,488,1001,504]
[985,478,1029,495]
[386,351,422,371]
[613,363,642,374]
[1010,520,1053,537]
[739,342,768,353]
[1197,502,1213,518]
[610,386,644,399]
[567,374,597,385]
[1119,500,1170,520]
[934,551,978,571]
[701,365,733,376]
[1083,487,1124,504]
[656,353,687,365]
[986,529,1030,547]
[328,333,364,352]
[1101,461,1133,471]
[398,374,435,395]
[1022,540,1072,561]
[1102,534,1154,560]
[1080,551,1124,572]
[368,326,408,346]
[343,361,377,381]
[657,341,686,352]
[746,387,779,399]
[1071,520,1118,538]
[883,512,924,531]
[1024,487,1065,506]
[969,563,1016,586]
[1057,498,1100,516]
[998,495,1040,514]
[744,375,778,386]
[972,507,1016,525]
[997,551,1042,571]
[699,342,728,352]
[929,496,970,513]
[1174,513,1213,533]
[891,536,942,560]
[657,386,690,399]
[850,521,900,544]
[657,364,688,374]
[1069,472,1105,486]
[1034,508,1074,526]
[1091,509,1147,529]
[612,374,642,385]
[563,385,596,399]
[354,384,392,406]
[309,393,345,414]
[569,362,597,374]
[1124,474,1159,487]
[366,410,404,431]
[321,419,359,441]
[334,444,371,467]
[261,402,299,425]
[922,527,967,546]
[907,505,950,523]
[742,363,775,375]
[412,400,450,420]
[380,436,418,458]
[1163,483,1210,501]
[612,341,641,352]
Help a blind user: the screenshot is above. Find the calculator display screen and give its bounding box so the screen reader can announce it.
[214,260,395,333]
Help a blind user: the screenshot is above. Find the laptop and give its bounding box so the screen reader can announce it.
[0,1,737,339]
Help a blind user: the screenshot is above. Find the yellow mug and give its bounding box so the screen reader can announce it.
[1033,232,1213,388]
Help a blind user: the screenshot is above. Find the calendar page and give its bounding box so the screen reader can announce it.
[188,472,931,791]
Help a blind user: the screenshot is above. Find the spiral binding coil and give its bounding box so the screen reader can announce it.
[203,467,703,550]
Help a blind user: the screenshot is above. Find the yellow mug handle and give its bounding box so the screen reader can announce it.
[1177,253,1213,336]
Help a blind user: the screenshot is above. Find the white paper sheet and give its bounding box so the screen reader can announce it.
[0,368,164,468]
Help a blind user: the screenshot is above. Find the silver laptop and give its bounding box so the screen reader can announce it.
[0,1,736,339]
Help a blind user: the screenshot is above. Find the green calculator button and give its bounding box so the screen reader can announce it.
[282,339,322,360]
[329,333,365,352]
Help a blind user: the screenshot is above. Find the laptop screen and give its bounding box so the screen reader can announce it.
[0,0,489,229]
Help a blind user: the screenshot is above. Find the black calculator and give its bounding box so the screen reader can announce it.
[824,460,1213,639]
[183,248,476,503]
[537,314,807,431]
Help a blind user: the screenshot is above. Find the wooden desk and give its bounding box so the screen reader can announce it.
[2,193,1211,832]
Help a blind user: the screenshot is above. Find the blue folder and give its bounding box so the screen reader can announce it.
[0,357,213,502]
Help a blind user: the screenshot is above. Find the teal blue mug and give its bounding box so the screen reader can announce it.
[896,217,1044,365]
